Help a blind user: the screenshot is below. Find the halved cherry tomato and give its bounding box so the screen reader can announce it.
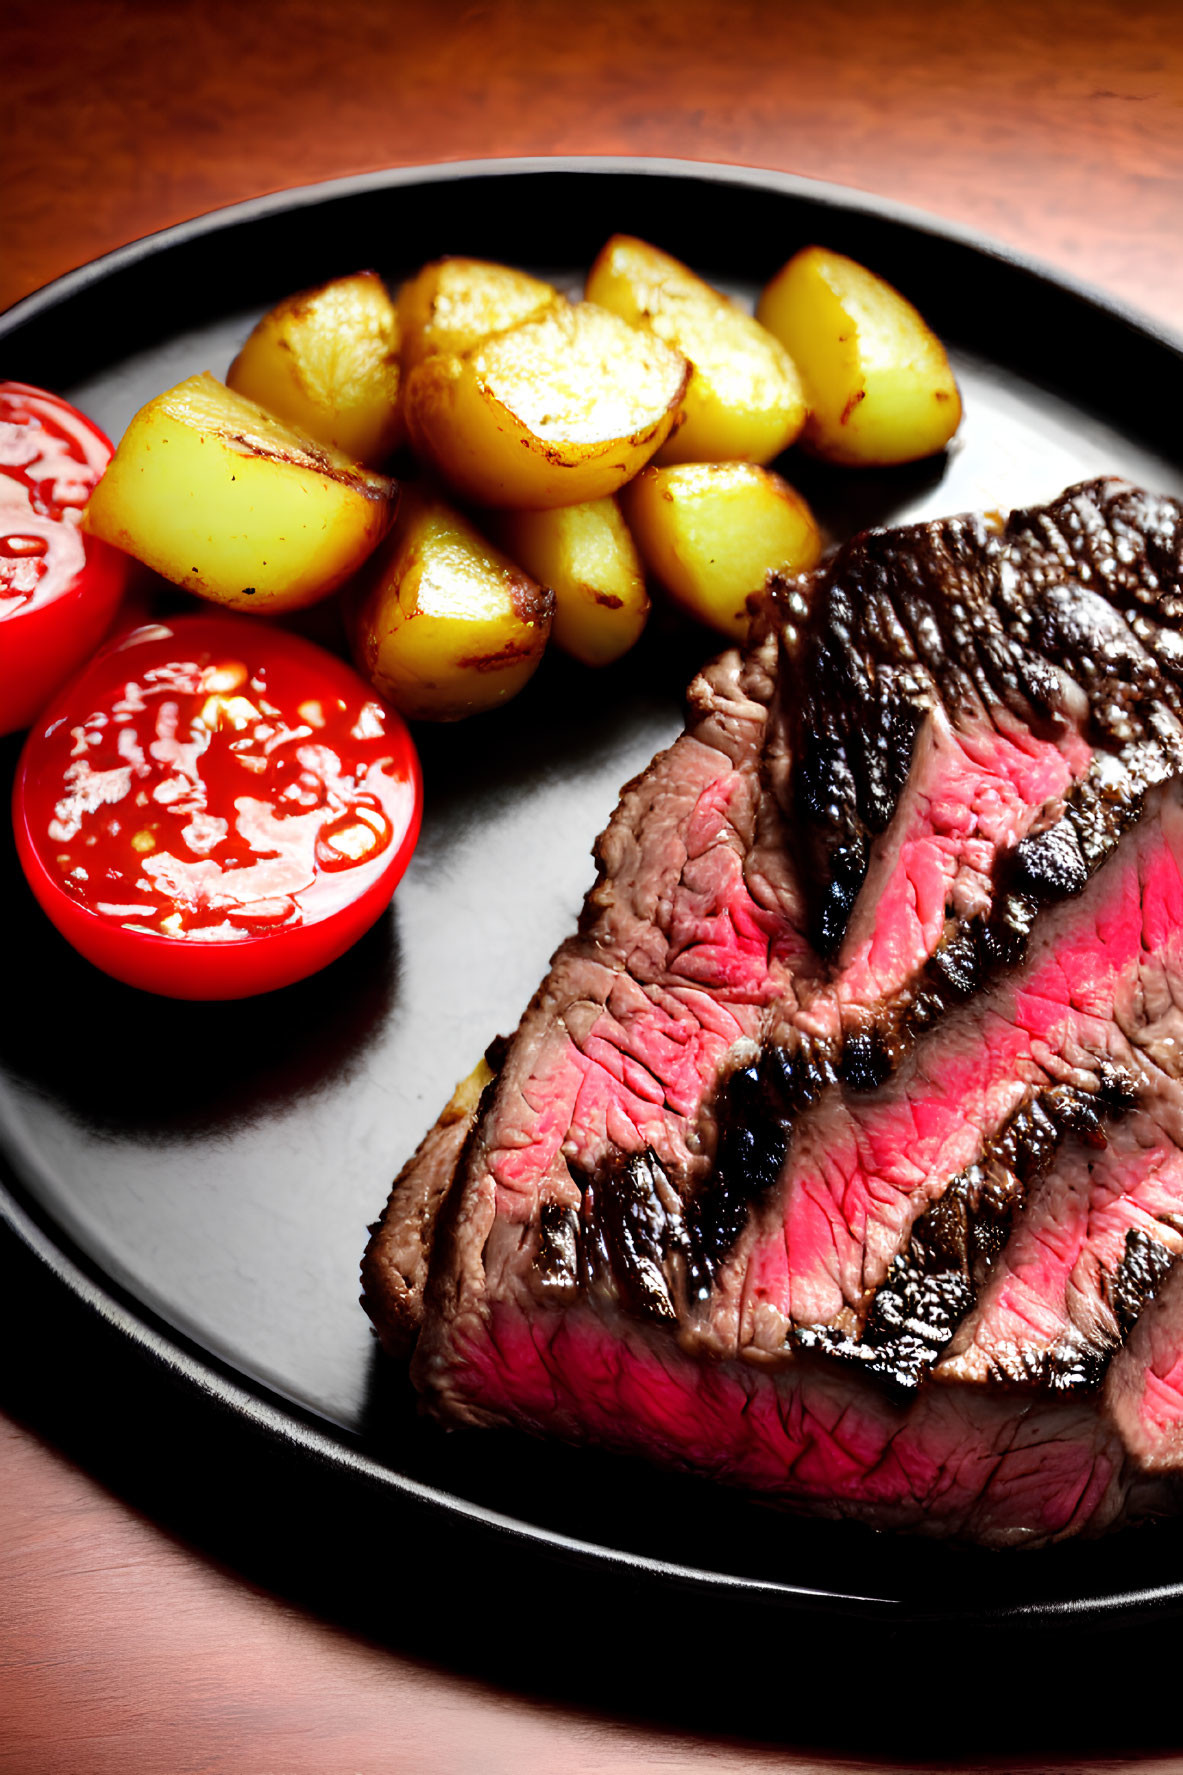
[13,615,422,999]
[0,382,130,736]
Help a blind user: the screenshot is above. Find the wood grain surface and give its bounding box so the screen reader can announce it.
[5,2,1183,1770]
[6,0,1183,332]
[1,1415,865,1775]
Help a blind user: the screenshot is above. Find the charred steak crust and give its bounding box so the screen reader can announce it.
[800,1065,1142,1391]
[364,478,1183,1545]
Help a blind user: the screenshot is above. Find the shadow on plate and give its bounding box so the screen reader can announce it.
[782,445,954,544]
[0,734,402,1141]
[409,607,713,825]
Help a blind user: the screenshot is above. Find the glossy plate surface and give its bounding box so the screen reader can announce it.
[4,159,1183,1642]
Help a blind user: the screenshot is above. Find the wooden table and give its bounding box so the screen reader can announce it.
[4,3,1183,1769]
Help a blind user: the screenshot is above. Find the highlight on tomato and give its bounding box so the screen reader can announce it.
[0,382,130,737]
[13,615,422,999]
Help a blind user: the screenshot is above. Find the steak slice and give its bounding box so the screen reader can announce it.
[729,794,1183,1349]
[935,1111,1183,1389]
[363,477,1183,1546]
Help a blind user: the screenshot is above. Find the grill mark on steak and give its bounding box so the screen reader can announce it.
[788,479,1183,962]
[535,1150,689,1322]
[682,1039,836,1303]
[581,1151,683,1324]
[783,513,1071,962]
[533,1199,581,1302]
[1114,1225,1178,1336]
[798,1068,1140,1391]
[857,755,1166,1085]
[936,1111,1183,1393]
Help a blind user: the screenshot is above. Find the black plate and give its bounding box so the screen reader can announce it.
[5,158,1183,1728]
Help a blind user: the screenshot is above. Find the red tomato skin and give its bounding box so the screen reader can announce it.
[13,617,423,1000]
[0,535,129,737]
[13,831,415,998]
[0,383,130,737]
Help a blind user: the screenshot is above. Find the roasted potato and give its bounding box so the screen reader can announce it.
[493,498,649,667]
[622,461,820,638]
[756,246,962,465]
[584,234,806,465]
[352,484,553,720]
[442,1053,496,1121]
[398,258,562,371]
[226,270,402,466]
[403,301,689,509]
[83,373,396,613]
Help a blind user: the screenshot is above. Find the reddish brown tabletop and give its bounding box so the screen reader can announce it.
[5,2,1183,1770]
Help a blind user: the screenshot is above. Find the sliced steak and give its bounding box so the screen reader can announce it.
[729,792,1183,1347]
[936,1112,1183,1389]
[364,478,1183,1546]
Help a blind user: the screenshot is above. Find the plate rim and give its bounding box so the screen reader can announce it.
[4,152,1183,367]
[4,154,1183,1628]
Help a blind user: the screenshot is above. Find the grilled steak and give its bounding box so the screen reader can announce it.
[363,477,1183,1546]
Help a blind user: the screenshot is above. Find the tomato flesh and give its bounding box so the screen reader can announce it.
[0,382,130,736]
[14,616,422,998]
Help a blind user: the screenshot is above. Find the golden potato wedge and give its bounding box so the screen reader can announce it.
[83,373,396,613]
[352,484,553,721]
[403,301,689,509]
[584,234,806,465]
[493,498,649,667]
[622,462,820,639]
[756,246,962,465]
[398,257,562,371]
[442,1053,496,1122]
[226,270,402,466]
